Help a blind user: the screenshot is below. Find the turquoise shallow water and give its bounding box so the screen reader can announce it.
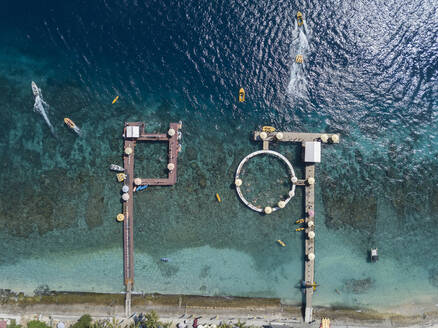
[0,0,438,311]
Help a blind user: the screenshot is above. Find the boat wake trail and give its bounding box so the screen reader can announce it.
[32,81,56,136]
[72,125,81,136]
[287,18,310,98]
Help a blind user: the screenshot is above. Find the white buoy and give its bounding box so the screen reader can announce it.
[122,185,129,193]
[276,132,283,140]
[235,178,242,187]
[307,177,315,185]
[289,190,295,197]
[308,231,315,239]
[320,134,329,143]
[264,206,272,214]
[331,134,339,143]
[278,200,286,208]
[308,221,314,227]
[124,147,133,155]
[167,163,175,171]
[260,132,268,140]
[291,176,298,184]
[134,178,142,186]
[308,252,315,261]
[122,193,130,201]
[168,128,176,137]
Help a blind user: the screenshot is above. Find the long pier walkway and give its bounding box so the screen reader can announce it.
[122,122,182,316]
[253,130,339,323]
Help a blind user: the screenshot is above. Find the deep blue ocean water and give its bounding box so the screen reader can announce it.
[1,0,438,310]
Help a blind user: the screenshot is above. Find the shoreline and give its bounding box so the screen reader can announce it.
[1,291,437,327]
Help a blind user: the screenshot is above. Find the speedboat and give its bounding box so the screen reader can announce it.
[370,248,378,262]
[262,126,276,133]
[31,81,56,136]
[297,11,304,26]
[239,88,245,102]
[110,164,125,172]
[31,81,41,97]
[64,117,82,136]
[64,118,77,129]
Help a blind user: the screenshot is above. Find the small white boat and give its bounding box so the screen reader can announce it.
[110,164,124,172]
[31,81,56,136]
[370,248,378,262]
[31,81,41,97]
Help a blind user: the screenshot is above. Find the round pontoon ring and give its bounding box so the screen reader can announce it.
[235,150,296,213]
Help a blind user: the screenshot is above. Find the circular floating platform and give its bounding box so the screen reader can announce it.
[235,150,297,213]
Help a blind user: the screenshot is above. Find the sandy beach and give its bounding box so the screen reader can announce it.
[1,292,438,328]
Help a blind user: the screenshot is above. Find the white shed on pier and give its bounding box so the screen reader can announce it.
[126,125,140,138]
[304,141,321,163]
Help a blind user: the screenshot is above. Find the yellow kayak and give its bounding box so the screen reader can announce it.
[296,227,305,232]
[112,95,119,104]
[262,126,276,133]
[277,240,286,247]
[239,88,245,102]
[297,11,304,26]
[216,193,221,202]
[295,218,305,224]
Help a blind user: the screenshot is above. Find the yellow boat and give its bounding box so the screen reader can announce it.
[64,118,76,129]
[295,218,305,224]
[296,227,305,232]
[262,126,276,133]
[112,95,119,104]
[277,240,286,247]
[116,173,127,182]
[216,193,221,202]
[239,88,245,102]
[297,11,304,26]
